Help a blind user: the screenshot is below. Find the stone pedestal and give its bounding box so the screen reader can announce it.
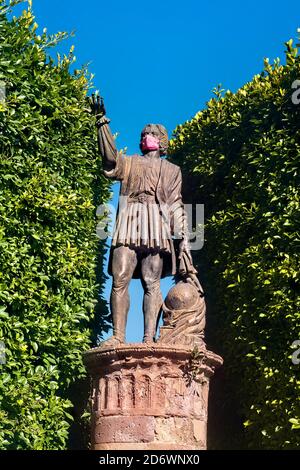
[83,343,222,450]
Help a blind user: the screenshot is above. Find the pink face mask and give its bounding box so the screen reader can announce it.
[141,134,160,152]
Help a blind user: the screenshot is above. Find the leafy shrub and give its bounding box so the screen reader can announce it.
[169,37,300,449]
[0,0,110,449]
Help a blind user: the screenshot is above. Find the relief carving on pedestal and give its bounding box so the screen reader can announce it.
[96,368,205,419]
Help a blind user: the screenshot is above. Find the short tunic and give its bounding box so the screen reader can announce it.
[104,154,173,253]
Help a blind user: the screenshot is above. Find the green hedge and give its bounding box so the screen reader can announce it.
[0,0,110,449]
[169,38,300,449]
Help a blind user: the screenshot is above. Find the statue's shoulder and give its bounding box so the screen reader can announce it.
[120,153,140,160]
[125,154,144,163]
[161,158,181,174]
[118,153,141,168]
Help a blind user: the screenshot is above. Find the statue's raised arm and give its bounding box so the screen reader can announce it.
[90,93,118,173]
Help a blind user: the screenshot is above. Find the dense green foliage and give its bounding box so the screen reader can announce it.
[170,38,300,449]
[0,0,110,449]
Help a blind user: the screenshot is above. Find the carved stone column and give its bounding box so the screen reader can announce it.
[83,344,222,450]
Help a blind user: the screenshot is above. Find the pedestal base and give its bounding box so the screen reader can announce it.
[83,343,222,450]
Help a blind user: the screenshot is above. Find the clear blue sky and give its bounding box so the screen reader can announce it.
[27,0,298,342]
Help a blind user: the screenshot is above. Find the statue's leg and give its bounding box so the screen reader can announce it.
[110,245,138,342]
[141,251,163,343]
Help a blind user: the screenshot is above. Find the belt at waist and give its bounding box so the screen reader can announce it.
[127,194,157,204]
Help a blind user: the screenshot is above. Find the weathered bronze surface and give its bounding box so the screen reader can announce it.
[91,95,204,347]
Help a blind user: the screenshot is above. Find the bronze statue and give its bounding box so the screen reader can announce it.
[91,94,203,348]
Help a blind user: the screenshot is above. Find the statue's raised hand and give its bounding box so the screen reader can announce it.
[90,93,106,118]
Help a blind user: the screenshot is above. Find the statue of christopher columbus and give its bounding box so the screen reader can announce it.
[91,95,201,348]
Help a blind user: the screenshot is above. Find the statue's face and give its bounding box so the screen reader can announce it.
[140,126,160,154]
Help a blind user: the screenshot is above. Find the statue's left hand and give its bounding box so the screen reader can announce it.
[178,241,204,294]
[178,238,198,275]
[178,238,193,264]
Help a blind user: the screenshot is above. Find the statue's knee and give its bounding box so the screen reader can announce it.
[142,274,160,292]
[113,270,131,289]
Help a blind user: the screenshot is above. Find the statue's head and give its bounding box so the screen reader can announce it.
[140,124,168,156]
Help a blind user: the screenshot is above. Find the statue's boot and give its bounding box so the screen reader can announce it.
[143,334,155,344]
[98,306,127,349]
[143,318,157,343]
[98,335,124,349]
[143,292,163,344]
